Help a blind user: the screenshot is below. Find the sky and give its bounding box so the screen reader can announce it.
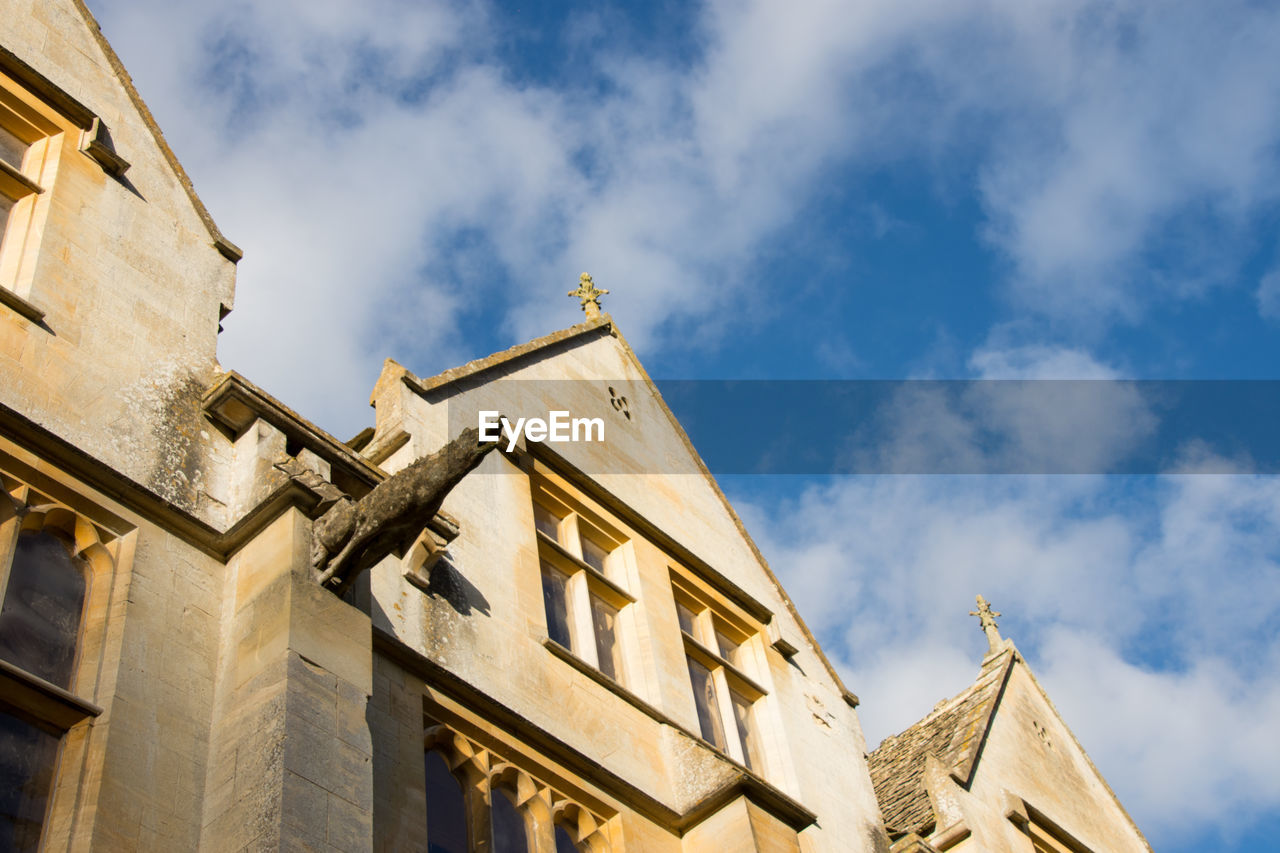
[84,0,1280,849]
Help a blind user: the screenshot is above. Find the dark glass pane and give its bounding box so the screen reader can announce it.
[731,691,764,773]
[579,535,610,574]
[675,601,698,636]
[590,594,621,681]
[533,504,561,540]
[0,708,59,853]
[0,530,87,688]
[541,564,572,650]
[686,657,726,750]
[424,750,468,853]
[0,126,25,170]
[555,824,580,853]
[490,788,528,853]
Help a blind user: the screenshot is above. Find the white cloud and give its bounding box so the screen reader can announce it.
[968,344,1120,380]
[1040,629,1280,835]
[88,0,1280,435]
[959,1,1280,322]
[1258,267,1280,322]
[741,470,1280,845]
[838,346,1157,474]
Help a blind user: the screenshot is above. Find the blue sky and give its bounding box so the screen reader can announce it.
[87,0,1280,849]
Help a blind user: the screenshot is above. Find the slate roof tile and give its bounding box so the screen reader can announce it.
[866,652,1014,838]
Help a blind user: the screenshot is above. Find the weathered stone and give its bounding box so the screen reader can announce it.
[0,5,1152,850]
[311,426,495,594]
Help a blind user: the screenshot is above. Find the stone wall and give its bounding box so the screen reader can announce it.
[1,0,236,522]
[365,328,889,850]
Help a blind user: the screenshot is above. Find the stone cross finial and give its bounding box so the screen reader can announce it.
[568,272,608,319]
[970,594,1003,655]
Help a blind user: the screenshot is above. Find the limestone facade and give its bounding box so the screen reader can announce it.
[0,3,1147,851]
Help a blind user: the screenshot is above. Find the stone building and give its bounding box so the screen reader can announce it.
[868,601,1152,853]
[0,2,1149,851]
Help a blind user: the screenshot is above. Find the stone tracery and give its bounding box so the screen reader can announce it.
[424,723,612,853]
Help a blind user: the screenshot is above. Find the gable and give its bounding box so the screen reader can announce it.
[357,316,892,847]
[868,647,1152,852]
[366,316,855,702]
[969,659,1152,852]
[1,3,246,522]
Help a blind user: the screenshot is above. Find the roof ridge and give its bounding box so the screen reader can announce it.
[874,649,1012,748]
[405,316,613,395]
[949,650,1016,787]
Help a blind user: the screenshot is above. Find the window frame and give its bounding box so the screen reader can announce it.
[1008,797,1098,853]
[0,83,59,312]
[0,58,131,324]
[670,573,771,775]
[0,474,117,850]
[531,482,635,687]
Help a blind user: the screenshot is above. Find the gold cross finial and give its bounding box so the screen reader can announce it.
[568,272,608,319]
[970,594,1004,655]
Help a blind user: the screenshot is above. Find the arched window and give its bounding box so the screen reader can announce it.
[0,528,88,689]
[0,488,109,853]
[424,723,612,853]
[0,528,88,852]
[554,823,582,853]
[490,786,529,853]
[424,750,468,853]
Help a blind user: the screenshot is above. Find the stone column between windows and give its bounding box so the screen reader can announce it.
[199,507,374,852]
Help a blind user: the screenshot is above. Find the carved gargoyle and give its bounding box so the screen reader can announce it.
[312,427,495,594]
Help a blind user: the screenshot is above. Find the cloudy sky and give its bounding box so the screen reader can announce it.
[86,0,1280,848]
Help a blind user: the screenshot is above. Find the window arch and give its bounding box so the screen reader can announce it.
[489,784,530,853]
[0,480,113,853]
[0,526,89,689]
[423,723,613,853]
[424,749,469,853]
[552,801,608,853]
[554,824,580,853]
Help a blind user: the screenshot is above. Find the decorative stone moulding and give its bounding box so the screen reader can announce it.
[77,117,128,177]
[3,476,116,555]
[402,516,460,593]
[423,723,613,852]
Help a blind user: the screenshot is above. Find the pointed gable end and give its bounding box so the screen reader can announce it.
[360,315,891,849]
[1,1,242,515]
[869,645,1153,852]
[366,314,857,704]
